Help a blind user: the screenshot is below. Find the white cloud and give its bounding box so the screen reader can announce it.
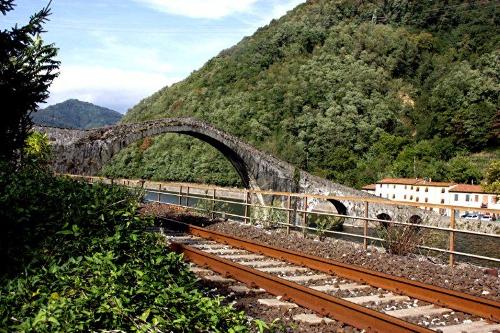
[89,32,174,74]
[47,65,181,113]
[269,0,304,19]
[248,0,305,29]
[135,0,259,19]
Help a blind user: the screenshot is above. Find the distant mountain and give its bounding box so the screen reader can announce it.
[32,99,122,129]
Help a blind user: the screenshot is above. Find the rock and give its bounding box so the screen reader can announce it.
[484,268,498,277]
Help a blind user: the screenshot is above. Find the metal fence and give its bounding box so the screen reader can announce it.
[68,175,500,267]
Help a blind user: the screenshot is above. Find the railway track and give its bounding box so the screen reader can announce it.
[159,218,500,333]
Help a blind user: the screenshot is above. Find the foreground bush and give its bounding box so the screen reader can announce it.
[0,165,247,332]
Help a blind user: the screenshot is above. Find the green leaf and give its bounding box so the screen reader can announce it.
[140,308,151,322]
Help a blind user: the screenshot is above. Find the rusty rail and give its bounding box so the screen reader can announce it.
[169,241,433,333]
[166,218,500,323]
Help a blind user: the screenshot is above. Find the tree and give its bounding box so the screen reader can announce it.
[482,160,500,194]
[0,0,59,162]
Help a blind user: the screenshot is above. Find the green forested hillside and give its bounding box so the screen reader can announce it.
[103,0,499,188]
[33,99,122,129]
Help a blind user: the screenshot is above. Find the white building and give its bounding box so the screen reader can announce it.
[365,178,499,217]
[448,184,499,211]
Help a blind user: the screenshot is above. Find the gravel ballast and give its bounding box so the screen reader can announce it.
[142,203,500,302]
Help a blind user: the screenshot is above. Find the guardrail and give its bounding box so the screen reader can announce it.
[65,175,500,267]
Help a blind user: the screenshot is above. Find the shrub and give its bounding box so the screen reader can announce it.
[252,204,287,229]
[195,196,230,219]
[376,214,427,256]
[309,214,344,240]
[0,165,248,332]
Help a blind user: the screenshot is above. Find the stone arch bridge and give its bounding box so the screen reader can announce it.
[37,117,435,225]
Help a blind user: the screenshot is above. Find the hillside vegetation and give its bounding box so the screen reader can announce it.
[32,99,122,129]
[104,0,499,188]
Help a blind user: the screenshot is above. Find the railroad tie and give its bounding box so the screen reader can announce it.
[229,285,265,294]
[282,274,331,283]
[167,236,199,241]
[220,254,265,260]
[259,266,308,273]
[385,304,452,318]
[237,260,284,268]
[188,266,213,275]
[203,248,247,254]
[190,243,227,250]
[311,283,369,292]
[202,275,235,283]
[257,298,298,309]
[343,293,410,305]
[434,320,500,333]
[292,313,334,325]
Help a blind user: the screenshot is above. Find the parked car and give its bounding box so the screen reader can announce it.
[464,214,479,220]
[479,214,493,221]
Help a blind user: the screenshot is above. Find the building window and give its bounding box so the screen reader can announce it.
[465,194,470,202]
[441,188,445,193]
[392,194,395,199]
[379,193,382,197]
[404,195,407,199]
[416,197,419,202]
[405,185,407,189]
[425,187,429,192]
[411,186,413,190]
[454,194,459,201]
[416,187,420,192]
[474,195,479,202]
[425,198,428,203]
[410,195,413,200]
[441,199,445,204]
[393,185,396,189]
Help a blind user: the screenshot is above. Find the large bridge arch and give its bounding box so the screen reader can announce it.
[46,118,296,193]
[38,117,440,226]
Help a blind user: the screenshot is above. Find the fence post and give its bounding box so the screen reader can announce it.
[286,194,291,235]
[178,186,182,206]
[211,189,216,220]
[363,201,369,250]
[449,208,456,267]
[157,183,161,203]
[186,186,190,208]
[244,190,249,223]
[303,196,308,238]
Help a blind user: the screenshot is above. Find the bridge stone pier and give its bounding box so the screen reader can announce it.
[37,118,438,225]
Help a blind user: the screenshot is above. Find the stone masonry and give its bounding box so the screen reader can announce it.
[37,118,448,226]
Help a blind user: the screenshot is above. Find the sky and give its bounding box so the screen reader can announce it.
[3,0,305,113]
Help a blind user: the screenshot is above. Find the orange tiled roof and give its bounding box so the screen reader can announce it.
[362,184,376,190]
[448,184,491,194]
[377,178,420,185]
[416,180,454,187]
